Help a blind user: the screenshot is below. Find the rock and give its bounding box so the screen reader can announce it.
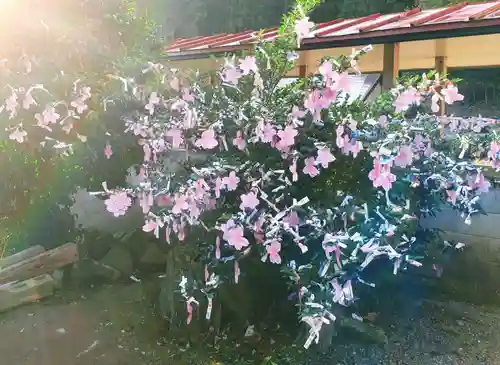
[339,317,388,344]
[99,246,134,275]
[51,269,64,289]
[70,258,122,283]
[139,242,167,265]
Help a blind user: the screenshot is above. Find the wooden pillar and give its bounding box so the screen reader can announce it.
[435,39,447,116]
[382,43,400,91]
[299,65,307,77]
[298,51,309,78]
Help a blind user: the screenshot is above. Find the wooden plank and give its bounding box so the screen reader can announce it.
[0,243,78,285]
[0,274,55,313]
[0,245,45,269]
[382,43,399,91]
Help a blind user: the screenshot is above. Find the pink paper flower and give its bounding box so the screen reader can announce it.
[413,134,424,148]
[277,125,298,148]
[142,220,158,233]
[239,191,259,211]
[350,140,363,158]
[35,112,51,130]
[5,93,18,118]
[304,90,329,121]
[222,67,242,85]
[368,156,396,191]
[393,87,421,113]
[195,130,218,149]
[330,72,350,92]
[393,145,413,168]
[9,128,27,143]
[446,189,457,205]
[424,142,434,157]
[166,129,183,149]
[80,86,91,100]
[156,195,171,207]
[172,194,189,214]
[294,17,314,47]
[71,97,88,114]
[182,88,194,102]
[224,226,250,250]
[319,61,333,79]
[233,131,246,150]
[316,147,336,168]
[488,141,500,169]
[468,172,491,193]
[256,121,277,143]
[104,142,113,159]
[442,84,464,105]
[22,92,36,110]
[303,157,319,177]
[283,211,300,228]
[266,240,282,264]
[145,92,160,115]
[188,200,201,219]
[170,77,180,91]
[222,171,240,191]
[239,56,258,75]
[42,105,60,124]
[291,105,306,120]
[105,192,132,217]
[195,178,210,198]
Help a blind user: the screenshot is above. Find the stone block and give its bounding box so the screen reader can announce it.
[0,274,55,312]
[100,246,134,275]
[139,242,167,265]
[70,258,121,283]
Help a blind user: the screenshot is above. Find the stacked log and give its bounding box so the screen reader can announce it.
[0,243,78,312]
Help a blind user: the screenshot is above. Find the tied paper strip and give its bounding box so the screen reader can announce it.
[206,296,213,320]
[204,265,209,282]
[215,236,221,259]
[234,260,240,284]
[186,297,199,325]
[165,225,171,244]
[301,314,334,349]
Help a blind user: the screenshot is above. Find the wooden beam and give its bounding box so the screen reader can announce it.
[382,43,399,91]
[0,246,45,269]
[299,65,307,77]
[0,243,78,285]
[298,50,309,78]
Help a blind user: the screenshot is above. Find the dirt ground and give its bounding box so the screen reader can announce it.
[4,280,500,365]
[0,283,161,365]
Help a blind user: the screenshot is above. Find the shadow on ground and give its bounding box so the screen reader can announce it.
[2,277,500,364]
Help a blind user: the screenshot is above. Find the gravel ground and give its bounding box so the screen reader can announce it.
[307,297,500,365]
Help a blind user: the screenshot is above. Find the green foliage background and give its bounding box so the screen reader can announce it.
[0,0,161,253]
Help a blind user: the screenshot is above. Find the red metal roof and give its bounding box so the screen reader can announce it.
[165,1,500,57]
